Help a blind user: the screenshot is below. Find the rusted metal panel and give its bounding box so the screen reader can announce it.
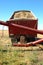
[9,19,38,37]
[8,22,43,35]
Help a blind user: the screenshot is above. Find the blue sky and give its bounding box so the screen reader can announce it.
[0,0,43,30]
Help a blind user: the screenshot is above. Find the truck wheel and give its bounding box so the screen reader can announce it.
[11,35,17,43]
[11,38,17,43]
[26,36,35,42]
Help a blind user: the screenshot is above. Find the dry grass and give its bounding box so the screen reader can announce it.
[37,34,43,38]
[0,30,9,37]
[0,30,43,65]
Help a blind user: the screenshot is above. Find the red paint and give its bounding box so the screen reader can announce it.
[8,19,38,37]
